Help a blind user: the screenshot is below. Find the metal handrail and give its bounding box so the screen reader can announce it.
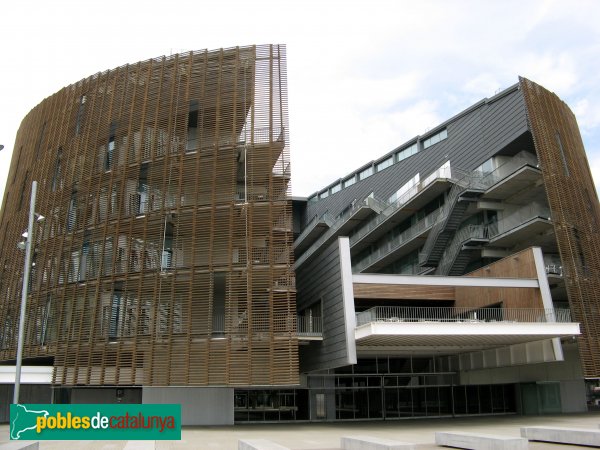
[209,314,323,337]
[435,224,489,275]
[294,212,334,248]
[352,208,441,272]
[297,316,323,335]
[349,166,463,248]
[356,306,572,326]
[477,151,539,190]
[488,204,551,238]
[419,152,539,265]
[419,171,483,265]
[544,254,563,276]
[295,193,375,267]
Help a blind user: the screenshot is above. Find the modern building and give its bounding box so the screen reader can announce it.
[0,44,298,424]
[293,76,599,421]
[0,45,599,424]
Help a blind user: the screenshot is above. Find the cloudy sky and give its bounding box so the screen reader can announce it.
[1,0,599,202]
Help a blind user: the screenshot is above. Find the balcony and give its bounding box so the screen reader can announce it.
[297,315,323,340]
[488,203,552,248]
[352,208,440,273]
[349,165,457,254]
[544,254,563,278]
[294,212,335,254]
[294,194,383,268]
[420,152,540,268]
[356,305,573,325]
[354,306,579,354]
[209,314,323,340]
[481,152,541,200]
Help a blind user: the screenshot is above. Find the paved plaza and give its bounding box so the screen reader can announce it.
[3,413,600,449]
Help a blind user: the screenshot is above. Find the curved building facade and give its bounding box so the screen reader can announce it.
[2,50,599,424]
[0,44,297,392]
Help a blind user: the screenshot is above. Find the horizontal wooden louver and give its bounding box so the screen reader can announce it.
[0,44,298,387]
[521,77,600,377]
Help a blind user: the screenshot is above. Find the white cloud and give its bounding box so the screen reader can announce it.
[573,99,600,132]
[588,152,600,197]
[1,0,600,201]
[463,74,502,98]
[518,53,578,95]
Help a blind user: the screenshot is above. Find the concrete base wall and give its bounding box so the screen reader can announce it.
[459,343,586,414]
[142,387,234,425]
[560,379,587,413]
[70,387,142,404]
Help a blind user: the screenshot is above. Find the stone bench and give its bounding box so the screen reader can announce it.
[238,439,290,450]
[521,426,600,446]
[0,443,39,450]
[435,431,528,449]
[341,435,415,450]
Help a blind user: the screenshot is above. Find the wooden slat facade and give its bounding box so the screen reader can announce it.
[521,77,600,377]
[0,44,298,386]
[455,247,544,313]
[353,283,455,300]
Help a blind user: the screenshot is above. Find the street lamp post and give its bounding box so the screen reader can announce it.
[13,180,38,404]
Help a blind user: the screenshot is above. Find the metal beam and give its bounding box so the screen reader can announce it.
[352,273,539,288]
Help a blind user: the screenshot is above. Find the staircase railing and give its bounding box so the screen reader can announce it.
[420,152,540,266]
[348,165,457,248]
[435,224,488,275]
[353,208,441,272]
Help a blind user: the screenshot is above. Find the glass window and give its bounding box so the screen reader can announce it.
[343,176,356,188]
[75,94,86,135]
[106,122,117,171]
[358,166,373,181]
[396,143,418,163]
[423,128,448,149]
[330,183,341,194]
[376,156,393,172]
[319,190,329,199]
[187,100,199,152]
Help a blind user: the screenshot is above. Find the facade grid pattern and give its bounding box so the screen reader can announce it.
[0,44,298,387]
[521,77,600,377]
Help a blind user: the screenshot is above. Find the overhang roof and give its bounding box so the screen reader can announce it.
[355,321,580,356]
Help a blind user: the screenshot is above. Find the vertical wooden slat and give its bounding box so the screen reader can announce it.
[521,77,600,377]
[0,44,298,387]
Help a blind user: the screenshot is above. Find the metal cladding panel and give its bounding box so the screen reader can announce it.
[297,239,355,372]
[304,86,528,222]
[520,77,600,377]
[0,44,298,386]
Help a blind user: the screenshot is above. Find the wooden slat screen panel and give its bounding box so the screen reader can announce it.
[353,284,455,300]
[521,77,600,377]
[0,44,298,386]
[455,247,543,311]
